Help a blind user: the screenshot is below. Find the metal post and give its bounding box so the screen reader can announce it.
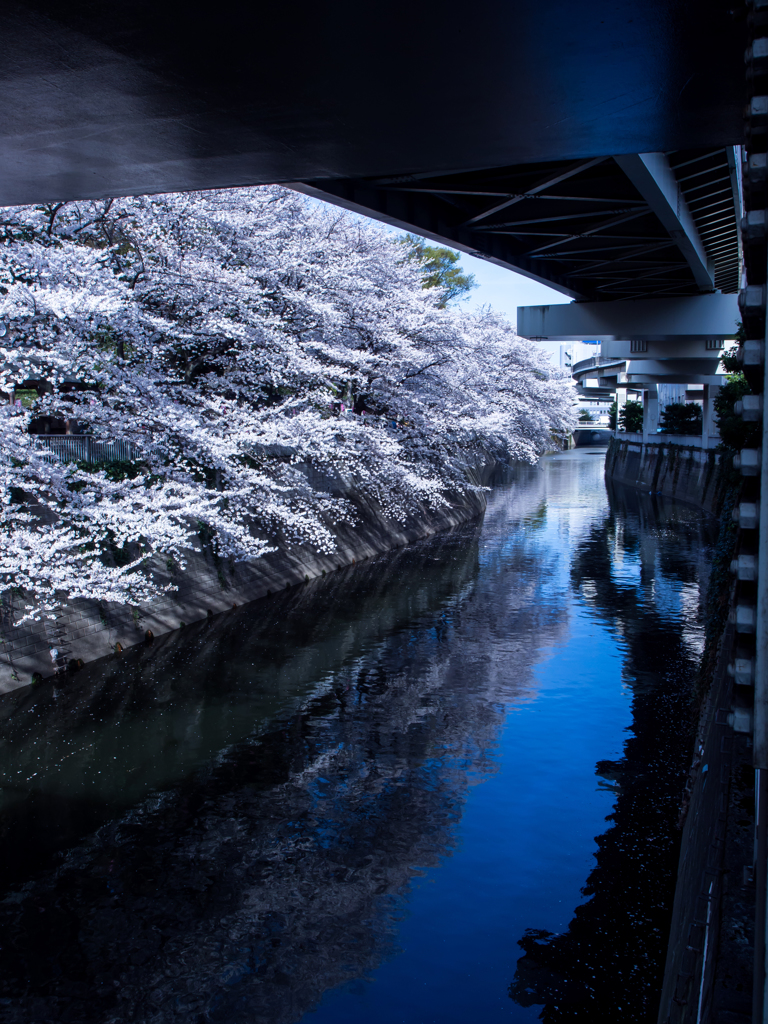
[701,384,721,450]
[756,326,768,781]
[615,386,628,438]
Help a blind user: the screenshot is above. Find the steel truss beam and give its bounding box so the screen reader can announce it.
[613,153,715,291]
[461,158,606,225]
[295,146,740,301]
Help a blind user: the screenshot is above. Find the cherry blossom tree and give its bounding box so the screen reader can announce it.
[0,187,575,622]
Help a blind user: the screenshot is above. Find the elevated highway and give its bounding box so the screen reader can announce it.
[0,1,744,212]
[298,147,742,299]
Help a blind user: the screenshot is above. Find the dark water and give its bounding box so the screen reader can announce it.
[0,451,715,1023]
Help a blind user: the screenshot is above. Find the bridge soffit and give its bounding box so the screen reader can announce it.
[612,153,714,291]
[296,145,741,303]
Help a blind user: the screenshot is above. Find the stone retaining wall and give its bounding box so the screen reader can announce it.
[0,451,504,693]
[609,438,754,1022]
[605,436,730,515]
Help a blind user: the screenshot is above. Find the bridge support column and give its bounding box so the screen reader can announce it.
[702,383,721,450]
[642,386,659,444]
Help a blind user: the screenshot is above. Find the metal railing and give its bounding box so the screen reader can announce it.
[612,429,721,450]
[34,435,138,464]
[571,355,626,376]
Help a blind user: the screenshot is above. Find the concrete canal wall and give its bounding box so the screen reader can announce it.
[605,435,729,515]
[0,450,507,694]
[606,437,753,1023]
[656,620,755,1024]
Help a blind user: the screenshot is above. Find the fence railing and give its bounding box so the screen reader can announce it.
[613,429,721,450]
[571,355,626,376]
[34,435,138,464]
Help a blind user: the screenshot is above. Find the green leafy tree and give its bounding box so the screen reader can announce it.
[608,400,617,429]
[715,372,760,450]
[578,410,595,422]
[720,346,741,373]
[619,400,643,433]
[402,235,476,307]
[715,321,744,374]
[658,402,702,435]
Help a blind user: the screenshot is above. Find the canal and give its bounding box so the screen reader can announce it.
[0,450,716,1023]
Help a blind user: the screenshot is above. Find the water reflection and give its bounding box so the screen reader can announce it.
[509,479,715,1023]
[0,529,484,889]
[0,454,714,1023]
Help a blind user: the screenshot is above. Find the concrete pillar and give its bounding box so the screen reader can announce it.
[642,386,659,443]
[702,383,721,449]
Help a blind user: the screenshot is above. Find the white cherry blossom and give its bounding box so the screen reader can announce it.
[0,188,575,622]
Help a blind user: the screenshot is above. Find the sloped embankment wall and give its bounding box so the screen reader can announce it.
[0,451,506,694]
[605,437,728,514]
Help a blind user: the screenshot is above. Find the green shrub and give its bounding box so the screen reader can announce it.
[619,400,643,433]
[658,402,702,436]
[715,373,760,450]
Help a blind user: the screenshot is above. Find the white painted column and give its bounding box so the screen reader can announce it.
[642,386,659,443]
[702,383,721,449]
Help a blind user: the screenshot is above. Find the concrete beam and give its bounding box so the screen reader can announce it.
[601,339,726,360]
[575,389,615,401]
[517,292,739,342]
[623,374,725,387]
[613,152,715,291]
[625,358,723,377]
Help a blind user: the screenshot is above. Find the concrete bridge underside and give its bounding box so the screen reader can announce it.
[0,3,745,206]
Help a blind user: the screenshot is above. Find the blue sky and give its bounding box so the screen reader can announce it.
[455,252,567,326]
[455,252,570,364]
